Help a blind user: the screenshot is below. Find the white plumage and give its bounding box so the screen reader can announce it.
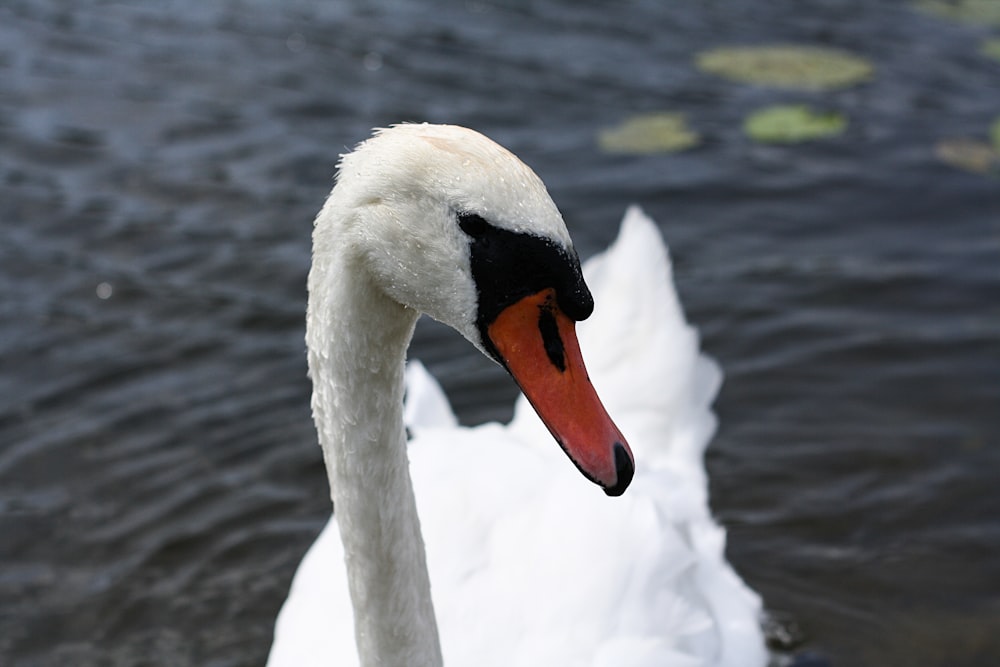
[270,174,767,666]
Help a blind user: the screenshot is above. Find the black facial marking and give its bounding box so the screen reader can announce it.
[458,212,491,238]
[458,212,592,362]
[537,302,566,372]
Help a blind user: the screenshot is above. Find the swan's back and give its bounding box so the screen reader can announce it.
[268,207,766,667]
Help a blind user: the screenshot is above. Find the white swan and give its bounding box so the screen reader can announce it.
[268,124,767,667]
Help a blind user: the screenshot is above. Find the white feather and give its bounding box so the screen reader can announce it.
[270,199,767,667]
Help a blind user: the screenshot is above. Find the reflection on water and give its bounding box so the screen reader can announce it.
[1,1,999,665]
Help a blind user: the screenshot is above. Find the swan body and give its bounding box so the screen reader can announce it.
[270,124,766,667]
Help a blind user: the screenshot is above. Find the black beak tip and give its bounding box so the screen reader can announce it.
[603,442,634,497]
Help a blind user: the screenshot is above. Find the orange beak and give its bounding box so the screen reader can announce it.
[486,288,634,496]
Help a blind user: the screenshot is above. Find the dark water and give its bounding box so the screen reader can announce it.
[2,1,999,665]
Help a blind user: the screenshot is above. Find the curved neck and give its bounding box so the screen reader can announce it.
[307,239,442,667]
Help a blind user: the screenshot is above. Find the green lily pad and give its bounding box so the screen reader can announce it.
[695,45,873,90]
[984,38,1000,62]
[934,138,999,174]
[598,113,701,154]
[744,105,847,143]
[915,0,1000,27]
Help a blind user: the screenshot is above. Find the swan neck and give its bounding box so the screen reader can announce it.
[307,242,442,667]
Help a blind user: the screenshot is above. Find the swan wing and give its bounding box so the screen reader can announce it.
[404,359,459,430]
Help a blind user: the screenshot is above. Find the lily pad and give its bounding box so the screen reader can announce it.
[915,0,1000,27]
[598,113,700,154]
[695,45,873,90]
[744,105,847,143]
[934,138,999,174]
[984,38,1000,62]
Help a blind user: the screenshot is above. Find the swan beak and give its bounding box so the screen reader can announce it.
[486,288,634,496]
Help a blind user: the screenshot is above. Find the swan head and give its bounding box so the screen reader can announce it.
[316,124,633,496]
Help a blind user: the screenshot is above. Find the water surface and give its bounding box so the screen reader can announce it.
[2,1,999,665]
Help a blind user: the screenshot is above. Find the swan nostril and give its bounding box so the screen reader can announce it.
[537,305,566,372]
[603,442,634,497]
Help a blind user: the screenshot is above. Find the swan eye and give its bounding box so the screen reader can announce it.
[458,212,491,238]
